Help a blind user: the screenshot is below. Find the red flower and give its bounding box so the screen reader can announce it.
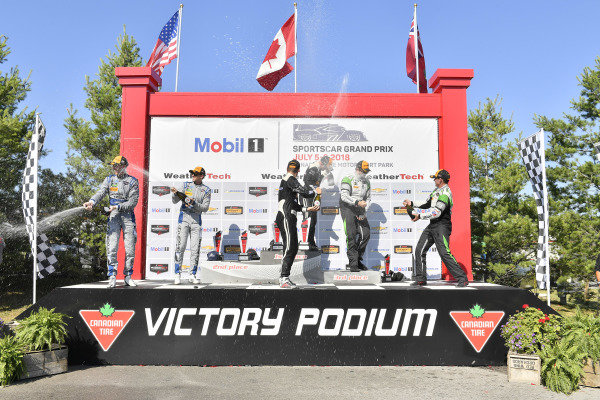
[537,308,541,311]
[523,304,529,309]
[538,318,546,323]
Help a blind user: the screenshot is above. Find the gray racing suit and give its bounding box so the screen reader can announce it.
[339,172,371,270]
[172,182,211,275]
[89,173,139,277]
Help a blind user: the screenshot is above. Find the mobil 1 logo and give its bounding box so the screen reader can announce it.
[248,138,264,153]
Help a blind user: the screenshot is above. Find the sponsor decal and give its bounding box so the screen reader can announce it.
[450,305,505,353]
[249,225,268,235]
[226,189,245,194]
[248,186,268,197]
[151,207,170,213]
[394,245,413,254]
[152,186,171,196]
[206,207,219,215]
[293,124,368,142]
[163,172,231,180]
[224,244,241,254]
[224,206,244,215]
[394,207,408,215]
[193,138,264,153]
[144,307,436,337]
[274,254,307,260]
[247,138,265,153]
[203,227,219,233]
[320,228,341,233]
[321,206,340,215]
[150,246,170,252]
[393,227,412,233]
[201,245,215,251]
[392,189,412,195]
[248,208,268,214]
[372,187,387,195]
[370,226,388,234]
[80,303,135,351]
[321,245,340,254]
[150,264,169,274]
[151,225,170,235]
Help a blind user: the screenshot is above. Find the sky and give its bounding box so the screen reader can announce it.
[1,0,599,173]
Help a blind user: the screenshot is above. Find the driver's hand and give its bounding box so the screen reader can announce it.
[83,201,94,211]
[307,205,320,212]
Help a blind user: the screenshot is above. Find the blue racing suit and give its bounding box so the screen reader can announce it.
[172,182,211,275]
[89,173,139,277]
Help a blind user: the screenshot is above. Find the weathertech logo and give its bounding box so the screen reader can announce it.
[80,304,135,351]
[394,245,413,254]
[152,186,171,196]
[150,264,169,273]
[321,245,340,254]
[249,187,268,197]
[321,206,339,215]
[450,305,505,353]
[224,206,243,215]
[249,225,267,235]
[394,207,408,215]
[151,225,170,235]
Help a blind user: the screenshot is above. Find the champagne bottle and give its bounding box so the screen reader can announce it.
[314,192,321,207]
[175,190,193,205]
[406,203,415,218]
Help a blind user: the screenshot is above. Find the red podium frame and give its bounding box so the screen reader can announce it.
[114,67,474,281]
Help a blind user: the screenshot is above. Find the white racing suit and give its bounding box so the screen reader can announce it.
[172,182,211,275]
[339,173,371,271]
[411,184,467,283]
[301,160,334,246]
[89,173,139,277]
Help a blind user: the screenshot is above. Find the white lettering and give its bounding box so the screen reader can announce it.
[174,308,196,336]
[295,308,320,335]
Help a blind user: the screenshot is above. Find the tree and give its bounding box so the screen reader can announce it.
[534,57,600,296]
[64,28,143,270]
[468,97,537,285]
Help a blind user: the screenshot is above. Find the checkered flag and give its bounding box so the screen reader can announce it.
[21,114,56,279]
[518,130,549,290]
[36,233,57,278]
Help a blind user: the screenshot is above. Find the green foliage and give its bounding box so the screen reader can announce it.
[16,307,70,351]
[468,97,535,283]
[0,335,25,386]
[500,305,562,354]
[540,337,585,395]
[64,27,142,270]
[562,308,600,362]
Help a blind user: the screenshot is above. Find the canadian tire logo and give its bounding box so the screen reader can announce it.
[450,305,505,353]
[152,186,171,196]
[249,225,267,235]
[80,303,135,352]
[151,225,170,235]
[249,187,268,197]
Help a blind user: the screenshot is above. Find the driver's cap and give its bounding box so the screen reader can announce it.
[189,166,206,176]
[430,169,450,181]
[109,155,128,167]
[287,159,300,172]
[356,160,371,173]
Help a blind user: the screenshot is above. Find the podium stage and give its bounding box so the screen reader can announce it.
[23,280,554,366]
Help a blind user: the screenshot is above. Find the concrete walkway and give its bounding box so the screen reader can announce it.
[2,365,598,399]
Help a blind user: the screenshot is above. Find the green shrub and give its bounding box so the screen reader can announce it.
[0,336,25,386]
[540,337,585,394]
[500,304,562,354]
[16,307,70,351]
[562,308,600,365]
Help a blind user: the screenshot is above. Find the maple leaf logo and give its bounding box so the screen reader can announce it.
[99,303,115,317]
[263,39,281,68]
[469,304,485,318]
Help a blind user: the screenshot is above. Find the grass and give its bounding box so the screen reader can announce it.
[0,291,32,323]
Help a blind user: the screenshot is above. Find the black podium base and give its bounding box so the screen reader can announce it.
[22,280,555,366]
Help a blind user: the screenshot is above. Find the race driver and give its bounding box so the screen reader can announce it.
[302,155,334,251]
[403,169,468,287]
[276,160,321,288]
[340,161,372,272]
[171,166,212,285]
[83,155,139,288]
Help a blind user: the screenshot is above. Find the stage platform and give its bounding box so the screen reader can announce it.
[23,280,555,367]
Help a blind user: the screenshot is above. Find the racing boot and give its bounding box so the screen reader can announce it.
[357,261,369,271]
[124,276,137,287]
[279,277,298,289]
[107,275,116,288]
[456,279,469,288]
[189,273,200,284]
[410,280,427,286]
[308,242,320,252]
[174,273,181,285]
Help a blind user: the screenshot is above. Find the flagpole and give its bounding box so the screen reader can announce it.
[414,4,419,94]
[175,4,183,92]
[32,114,39,305]
[294,2,298,93]
[540,129,551,306]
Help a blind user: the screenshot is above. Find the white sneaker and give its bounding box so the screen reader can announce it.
[124,276,137,287]
[107,276,116,288]
[189,275,200,284]
[174,273,181,285]
[279,277,297,289]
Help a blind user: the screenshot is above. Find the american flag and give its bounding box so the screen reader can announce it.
[146,10,180,76]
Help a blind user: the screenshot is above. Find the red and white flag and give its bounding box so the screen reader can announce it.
[256,13,296,91]
[406,15,427,93]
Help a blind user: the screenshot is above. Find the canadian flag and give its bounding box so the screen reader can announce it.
[256,13,296,91]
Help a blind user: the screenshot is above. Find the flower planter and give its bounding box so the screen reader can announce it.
[581,358,600,388]
[20,345,68,380]
[507,351,541,385]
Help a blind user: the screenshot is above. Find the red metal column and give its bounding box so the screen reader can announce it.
[115,67,161,280]
[429,69,474,281]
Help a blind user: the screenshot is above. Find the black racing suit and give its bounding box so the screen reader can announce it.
[411,185,467,282]
[301,161,335,246]
[276,173,315,278]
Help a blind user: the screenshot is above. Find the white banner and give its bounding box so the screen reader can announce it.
[146,117,441,279]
